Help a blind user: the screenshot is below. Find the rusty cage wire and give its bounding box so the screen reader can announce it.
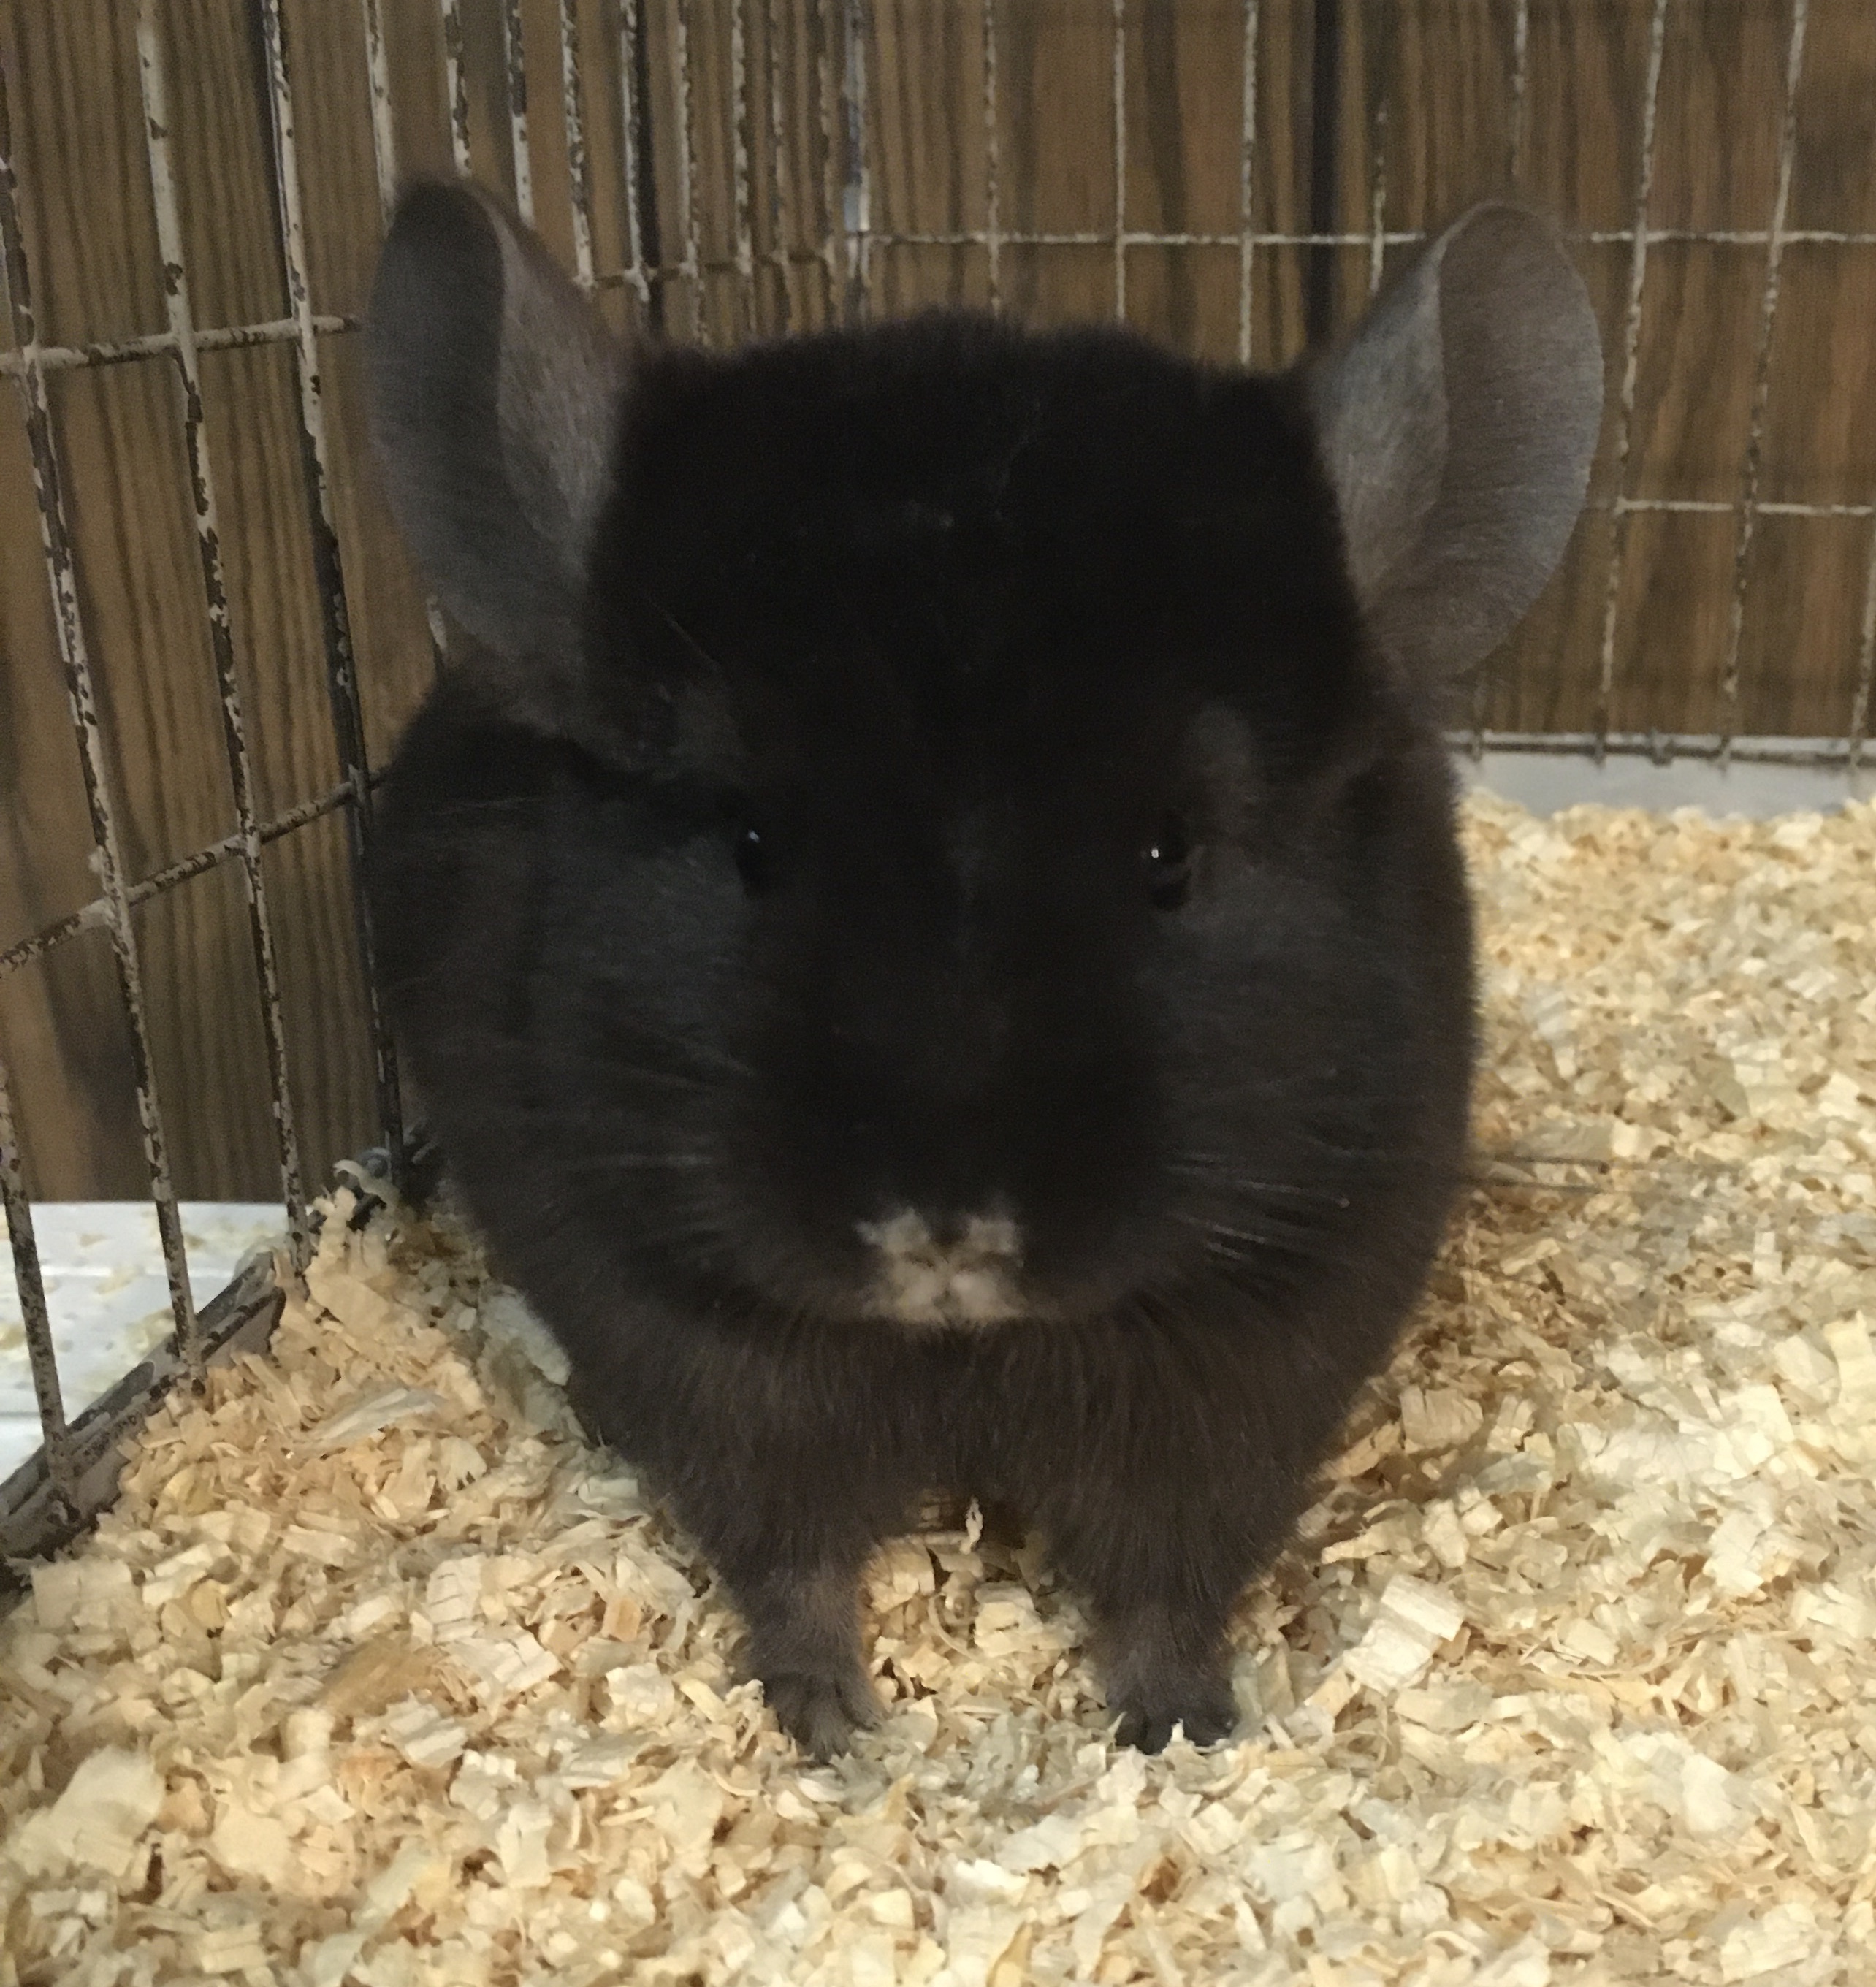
[2,0,1873,1571]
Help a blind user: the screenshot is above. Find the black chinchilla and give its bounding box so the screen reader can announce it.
[364,183,1601,1758]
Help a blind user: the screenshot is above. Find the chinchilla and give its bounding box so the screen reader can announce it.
[363,182,1601,1756]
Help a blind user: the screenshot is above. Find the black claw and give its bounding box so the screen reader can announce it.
[764,1668,881,1759]
[1112,1685,1238,1754]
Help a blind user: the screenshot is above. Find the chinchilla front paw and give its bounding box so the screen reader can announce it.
[763,1664,882,1759]
[1110,1665,1238,1753]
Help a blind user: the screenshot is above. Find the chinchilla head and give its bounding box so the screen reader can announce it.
[366,184,1600,1335]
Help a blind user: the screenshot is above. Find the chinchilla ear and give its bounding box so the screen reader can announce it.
[1305,201,1603,682]
[366,177,626,730]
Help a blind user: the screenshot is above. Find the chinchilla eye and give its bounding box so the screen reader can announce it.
[1143,812,1193,910]
[718,790,779,893]
[733,820,772,893]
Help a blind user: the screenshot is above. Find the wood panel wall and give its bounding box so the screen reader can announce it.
[3,0,1872,1202]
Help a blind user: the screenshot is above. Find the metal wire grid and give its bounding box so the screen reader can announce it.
[0,0,1869,1560]
[0,0,402,1552]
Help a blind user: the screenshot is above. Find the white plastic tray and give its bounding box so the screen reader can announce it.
[0,1203,286,1482]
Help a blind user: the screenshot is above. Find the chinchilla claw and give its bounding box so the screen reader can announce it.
[763,1667,882,1760]
[1112,1679,1239,1755]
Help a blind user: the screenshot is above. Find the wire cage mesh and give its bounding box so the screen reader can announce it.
[2,0,1875,1570]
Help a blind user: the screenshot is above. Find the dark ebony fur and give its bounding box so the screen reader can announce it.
[372,310,1475,1754]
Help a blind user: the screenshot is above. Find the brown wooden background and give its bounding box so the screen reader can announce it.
[4,0,1875,1205]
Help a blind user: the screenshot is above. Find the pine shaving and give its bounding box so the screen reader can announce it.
[4,791,1876,1985]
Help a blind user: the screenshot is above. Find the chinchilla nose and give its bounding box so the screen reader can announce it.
[923,1208,996,1252]
[855,1206,1024,1328]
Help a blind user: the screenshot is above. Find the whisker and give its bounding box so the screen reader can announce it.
[1173,1143,1457,1193]
[1166,1162,1352,1209]
[636,587,728,678]
[430,796,546,820]
[1171,1210,1320,1252]
[421,1021,755,1083]
[487,1071,717,1103]
[419,1045,743,1094]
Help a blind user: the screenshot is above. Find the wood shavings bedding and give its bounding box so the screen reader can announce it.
[4,789,1876,1987]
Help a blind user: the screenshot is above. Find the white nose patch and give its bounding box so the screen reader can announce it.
[856,1210,1024,1328]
